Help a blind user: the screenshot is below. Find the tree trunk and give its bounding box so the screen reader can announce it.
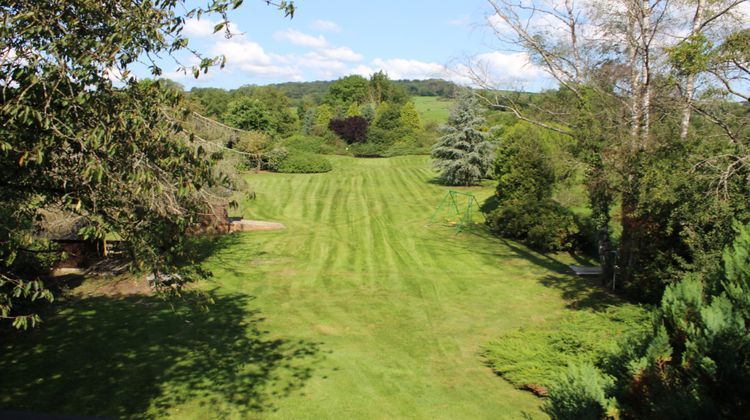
[679,0,706,141]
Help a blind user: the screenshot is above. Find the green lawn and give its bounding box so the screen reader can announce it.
[1,155,630,419]
[413,96,453,125]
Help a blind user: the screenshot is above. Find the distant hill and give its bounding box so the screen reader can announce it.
[196,78,459,101]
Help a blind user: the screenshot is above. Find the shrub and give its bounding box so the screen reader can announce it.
[483,306,649,391]
[494,126,556,203]
[263,146,288,172]
[366,126,398,145]
[276,151,332,173]
[328,116,369,143]
[348,142,389,158]
[543,364,617,420]
[487,199,579,252]
[280,134,326,154]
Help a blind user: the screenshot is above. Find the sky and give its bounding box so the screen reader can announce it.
[146,0,552,90]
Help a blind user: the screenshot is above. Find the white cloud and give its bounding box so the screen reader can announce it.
[183,18,215,37]
[274,29,328,48]
[368,58,447,80]
[183,18,241,38]
[213,39,271,65]
[310,20,341,33]
[317,47,363,62]
[472,51,544,80]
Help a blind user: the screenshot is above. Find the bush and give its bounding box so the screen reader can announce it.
[494,126,556,203]
[328,116,369,143]
[276,151,332,173]
[348,142,389,158]
[487,199,579,252]
[543,364,617,420]
[263,146,288,171]
[280,134,326,154]
[366,126,398,145]
[483,306,649,391]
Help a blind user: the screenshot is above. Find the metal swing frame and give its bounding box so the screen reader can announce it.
[428,190,481,233]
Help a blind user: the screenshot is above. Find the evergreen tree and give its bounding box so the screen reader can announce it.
[430,93,493,186]
[399,101,422,133]
[362,103,376,122]
[545,222,750,418]
[314,104,333,132]
[302,108,316,135]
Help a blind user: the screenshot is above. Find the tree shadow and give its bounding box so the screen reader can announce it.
[0,292,323,418]
[480,194,499,214]
[454,227,624,311]
[499,239,624,311]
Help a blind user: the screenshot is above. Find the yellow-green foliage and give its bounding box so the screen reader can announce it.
[314,104,333,130]
[483,305,649,390]
[399,101,422,132]
[345,102,362,117]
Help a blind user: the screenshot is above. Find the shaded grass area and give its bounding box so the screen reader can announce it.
[1,155,637,419]
[0,292,323,418]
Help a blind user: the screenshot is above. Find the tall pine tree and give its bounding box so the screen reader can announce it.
[430,92,493,186]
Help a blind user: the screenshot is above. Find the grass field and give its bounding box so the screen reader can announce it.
[413,96,453,125]
[1,155,628,419]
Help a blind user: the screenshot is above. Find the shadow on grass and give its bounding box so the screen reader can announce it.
[456,226,624,311]
[0,292,322,418]
[480,194,499,214]
[501,239,624,311]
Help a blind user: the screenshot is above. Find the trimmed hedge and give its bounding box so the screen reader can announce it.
[276,151,332,173]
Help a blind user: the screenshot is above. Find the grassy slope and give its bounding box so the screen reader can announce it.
[1,155,631,419]
[413,96,453,125]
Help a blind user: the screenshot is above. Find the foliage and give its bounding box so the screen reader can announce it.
[280,135,326,154]
[0,0,293,327]
[484,305,649,391]
[348,142,390,158]
[328,116,369,144]
[543,364,617,420]
[394,79,457,98]
[430,93,493,186]
[275,152,332,174]
[233,131,271,172]
[373,102,403,131]
[369,71,408,104]
[542,223,750,418]
[493,125,556,204]
[398,101,422,133]
[188,87,233,118]
[323,75,369,107]
[262,147,289,172]
[346,102,362,117]
[314,104,334,133]
[224,98,273,132]
[487,200,580,253]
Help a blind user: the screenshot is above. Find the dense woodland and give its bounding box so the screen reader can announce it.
[2,0,749,418]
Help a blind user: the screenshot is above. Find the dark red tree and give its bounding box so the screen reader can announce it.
[328,116,369,144]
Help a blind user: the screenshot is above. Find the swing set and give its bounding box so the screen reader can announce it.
[428,190,481,233]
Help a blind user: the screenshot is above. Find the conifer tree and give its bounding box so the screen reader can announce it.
[399,101,422,133]
[314,104,333,131]
[430,93,493,186]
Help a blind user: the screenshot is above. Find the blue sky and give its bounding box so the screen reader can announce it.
[150,0,550,90]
